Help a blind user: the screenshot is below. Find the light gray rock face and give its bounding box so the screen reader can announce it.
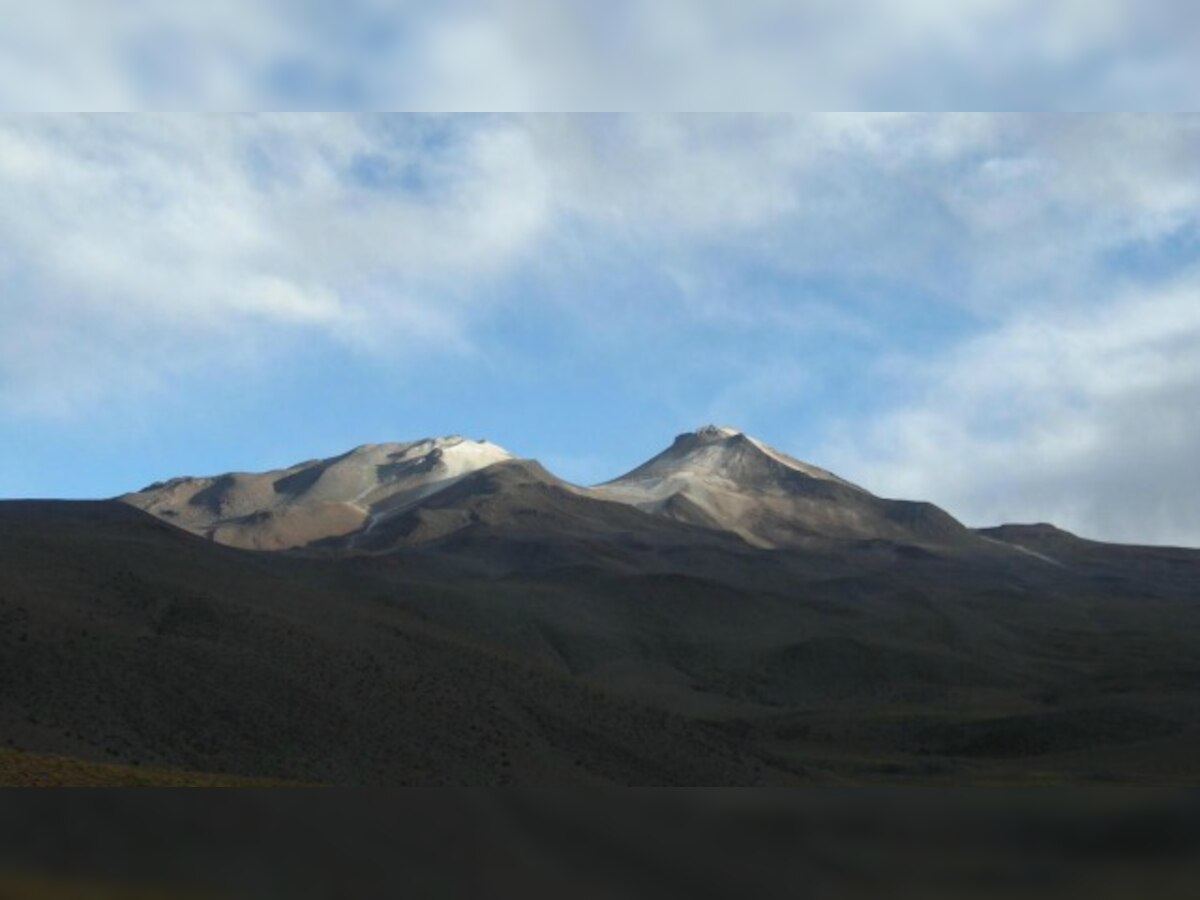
[121,437,515,550]
[590,426,971,549]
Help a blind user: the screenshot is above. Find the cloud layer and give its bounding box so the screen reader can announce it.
[1,1,1197,111]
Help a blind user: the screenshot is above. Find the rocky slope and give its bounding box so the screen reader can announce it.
[591,425,972,549]
[121,426,975,554]
[121,437,514,551]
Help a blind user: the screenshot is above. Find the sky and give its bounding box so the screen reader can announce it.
[1,9,1199,546]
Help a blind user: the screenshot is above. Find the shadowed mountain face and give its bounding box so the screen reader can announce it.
[5,427,1200,786]
[344,458,755,574]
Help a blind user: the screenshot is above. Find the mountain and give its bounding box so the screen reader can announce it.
[121,436,514,551]
[6,425,1199,786]
[123,426,973,555]
[591,425,971,549]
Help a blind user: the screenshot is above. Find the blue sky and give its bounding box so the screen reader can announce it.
[3,113,1200,548]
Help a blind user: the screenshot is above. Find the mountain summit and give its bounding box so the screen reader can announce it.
[599,425,862,493]
[122,436,514,551]
[591,426,968,548]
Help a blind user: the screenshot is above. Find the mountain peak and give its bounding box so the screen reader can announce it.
[587,426,967,549]
[691,424,744,442]
[121,435,515,551]
[603,427,849,494]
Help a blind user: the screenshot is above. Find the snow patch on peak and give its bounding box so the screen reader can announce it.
[346,436,513,466]
[415,435,514,471]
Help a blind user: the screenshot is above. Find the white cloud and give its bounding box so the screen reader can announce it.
[0,114,550,415]
[6,114,1200,412]
[824,276,1200,545]
[524,114,1200,314]
[430,0,1200,110]
[0,1,1197,111]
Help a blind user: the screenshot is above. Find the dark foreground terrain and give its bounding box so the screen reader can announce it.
[3,790,1200,898]
[2,499,1199,785]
